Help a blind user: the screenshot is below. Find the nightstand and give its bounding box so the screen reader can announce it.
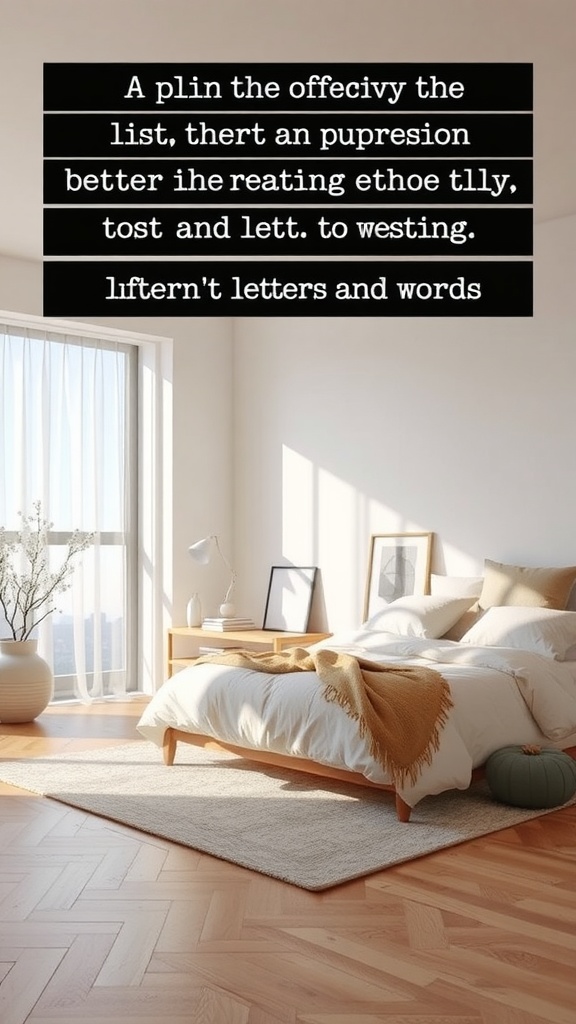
[167,626,332,677]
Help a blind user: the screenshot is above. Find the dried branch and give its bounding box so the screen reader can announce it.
[0,502,94,641]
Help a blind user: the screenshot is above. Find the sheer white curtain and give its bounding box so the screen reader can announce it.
[0,320,136,701]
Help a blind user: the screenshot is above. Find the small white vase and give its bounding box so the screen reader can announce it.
[186,593,202,627]
[0,639,54,723]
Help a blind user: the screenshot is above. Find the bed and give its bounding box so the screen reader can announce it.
[138,562,576,821]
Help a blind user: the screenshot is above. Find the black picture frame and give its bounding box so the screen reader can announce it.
[262,566,317,632]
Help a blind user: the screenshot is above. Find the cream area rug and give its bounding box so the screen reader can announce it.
[0,741,571,891]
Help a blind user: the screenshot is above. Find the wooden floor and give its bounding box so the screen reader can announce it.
[0,701,574,1024]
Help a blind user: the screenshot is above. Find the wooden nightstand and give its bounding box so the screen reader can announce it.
[167,626,332,677]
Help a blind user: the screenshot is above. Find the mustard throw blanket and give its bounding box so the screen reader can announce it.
[194,647,453,787]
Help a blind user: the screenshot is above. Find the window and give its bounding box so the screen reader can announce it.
[0,320,137,700]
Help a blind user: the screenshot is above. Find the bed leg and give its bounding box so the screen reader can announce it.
[163,728,177,766]
[395,792,412,822]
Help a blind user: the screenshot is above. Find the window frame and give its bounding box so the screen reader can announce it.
[0,309,172,698]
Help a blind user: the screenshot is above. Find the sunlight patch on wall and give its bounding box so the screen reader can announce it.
[281,444,369,627]
[281,444,481,630]
[317,465,362,626]
[366,497,406,537]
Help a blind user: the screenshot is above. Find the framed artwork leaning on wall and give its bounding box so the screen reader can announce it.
[263,566,318,632]
[364,533,433,621]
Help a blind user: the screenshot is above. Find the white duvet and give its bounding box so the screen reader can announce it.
[137,632,576,807]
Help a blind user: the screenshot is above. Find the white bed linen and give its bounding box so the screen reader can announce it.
[137,632,576,807]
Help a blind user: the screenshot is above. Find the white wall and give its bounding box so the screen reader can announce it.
[233,216,576,631]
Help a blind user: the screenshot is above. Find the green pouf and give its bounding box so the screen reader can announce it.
[485,744,576,809]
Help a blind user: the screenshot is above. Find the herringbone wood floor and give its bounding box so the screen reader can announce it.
[0,701,574,1024]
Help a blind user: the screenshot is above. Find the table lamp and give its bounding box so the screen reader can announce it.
[188,534,237,617]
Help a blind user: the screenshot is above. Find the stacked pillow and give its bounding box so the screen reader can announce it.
[362,594,477,639]
[434,560,576,659]
[459,605,576,660]
[430,574,484,599]
[430,573,483,640]
[477,559,576,611]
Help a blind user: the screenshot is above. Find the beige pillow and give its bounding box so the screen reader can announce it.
[441,606,482,642]
[478,559,576,611]
[431,574,484,641]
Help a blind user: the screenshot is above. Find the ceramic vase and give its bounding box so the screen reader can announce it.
[0,639,54,723]
[186,593,202,627]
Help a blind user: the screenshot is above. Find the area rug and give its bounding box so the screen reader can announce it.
[0,741,572,890]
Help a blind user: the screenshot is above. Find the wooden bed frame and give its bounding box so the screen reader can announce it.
[162,728,432,822]
[162,728,576,824]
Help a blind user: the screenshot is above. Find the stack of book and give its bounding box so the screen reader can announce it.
[197,645,243,655]
[201,617,256,631]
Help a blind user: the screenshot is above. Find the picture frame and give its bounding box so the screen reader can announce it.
[263,566,317,632]
[363,533,433,621]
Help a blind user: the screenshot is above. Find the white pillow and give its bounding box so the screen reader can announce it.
[430,574,484,598]
[459,606,576,660]
[363,595,477,639]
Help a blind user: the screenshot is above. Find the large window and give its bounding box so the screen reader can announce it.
[0,320,137,700]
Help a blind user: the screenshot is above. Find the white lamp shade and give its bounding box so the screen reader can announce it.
[188,534,237,618]
[188,536,214,565]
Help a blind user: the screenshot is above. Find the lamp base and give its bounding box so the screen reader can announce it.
[219,601,236,618]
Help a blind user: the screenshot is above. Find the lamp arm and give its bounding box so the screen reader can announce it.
[214,536,236,600]
[223,574,237,604]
